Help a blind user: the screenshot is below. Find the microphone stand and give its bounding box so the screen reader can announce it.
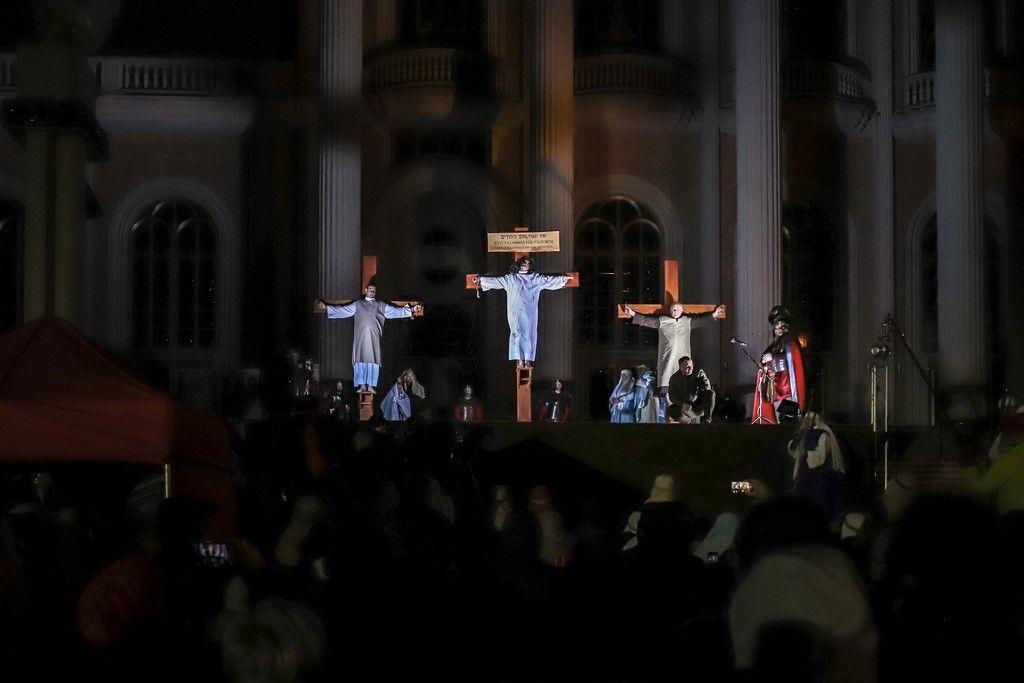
[732,339,761,368]
[733,338,772,425]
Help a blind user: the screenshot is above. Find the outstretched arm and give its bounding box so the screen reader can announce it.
[477,274,506,292]
[384,302,416,319]
[537,273,574,290]
[315,299,357,319]
[689,305,726,329]
[628,310,661,329]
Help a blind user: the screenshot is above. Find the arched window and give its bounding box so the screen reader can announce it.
[575,197,662,347]
[0,198,23,332]
[576,0,659,55]
[920,216,1004,396]
[131,200,217,350]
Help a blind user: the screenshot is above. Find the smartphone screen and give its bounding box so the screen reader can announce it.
[194,542,233,567]
[731,480,752,494]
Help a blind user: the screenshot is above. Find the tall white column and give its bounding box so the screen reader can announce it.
[872,0,895,325]
[698,0,722,376]
[872,0,895,420]
[935,0,986,419]
[525,0,574,380]
[317,0,363,379]
[733,1,781,391]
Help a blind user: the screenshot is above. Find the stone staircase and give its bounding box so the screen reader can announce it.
[879,426,976,494]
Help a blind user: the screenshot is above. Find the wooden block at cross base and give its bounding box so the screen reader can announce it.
[358,391,374,422]
[465,273,580,290]
[516,366,532,422]
[616,304,726,319]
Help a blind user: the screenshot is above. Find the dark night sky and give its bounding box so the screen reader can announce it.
[0,0,299,59]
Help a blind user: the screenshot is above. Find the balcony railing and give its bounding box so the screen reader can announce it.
[93,56,245,96]
[783,60,871,101]
[365,47,501,95]
[574,52,692,99]
[0,54,15,92]
[722,60,873,107]
[0,53,247,97]
[894,72,935,112]
[894,68,1024,113]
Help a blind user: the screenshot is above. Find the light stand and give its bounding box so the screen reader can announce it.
[869,313,966,492]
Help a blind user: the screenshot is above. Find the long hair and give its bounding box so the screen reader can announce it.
[510,255,534,273]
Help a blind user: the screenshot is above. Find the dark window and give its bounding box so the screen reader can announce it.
[920,0,936,70]
[132,201,217,351]
[781,204,837,352]
[0,198,23,331]
[782,0,846,61]
[576,0,659,56]
[394,130,490,166]
[575,197,661,347]
[400,0,482,49]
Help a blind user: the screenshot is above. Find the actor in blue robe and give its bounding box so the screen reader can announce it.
[609,369,637,423]
[379,369,424,422]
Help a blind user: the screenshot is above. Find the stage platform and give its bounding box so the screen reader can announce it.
[466,422,876,518]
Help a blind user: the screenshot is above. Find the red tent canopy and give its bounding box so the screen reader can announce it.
[0,316,236,537]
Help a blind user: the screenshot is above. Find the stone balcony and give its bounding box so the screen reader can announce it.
[574,52,693,99]
[895,68,1024,112]
[722,60,873,107]
[0,53,249,98]
[722,60,875,135]
[364,47,505,128]
[574,52,697,131]
[894,67,1024,136]
[93,56,248,96]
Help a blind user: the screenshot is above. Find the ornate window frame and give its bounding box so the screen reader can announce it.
[108,178,239,367]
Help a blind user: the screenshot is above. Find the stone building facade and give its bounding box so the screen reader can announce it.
[1,0,1021,422]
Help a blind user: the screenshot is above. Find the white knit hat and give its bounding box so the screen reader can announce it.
[729,545,877,671]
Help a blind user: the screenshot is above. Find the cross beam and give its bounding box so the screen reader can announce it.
[616,259,725,318]
[316,254,425,316]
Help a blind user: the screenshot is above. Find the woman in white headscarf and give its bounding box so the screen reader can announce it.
[788,411,846,521]
[379,369,425,421]
[609,369,637,423]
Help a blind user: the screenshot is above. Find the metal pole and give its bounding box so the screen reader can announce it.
[883,364,890,488]
[163,462,172,498]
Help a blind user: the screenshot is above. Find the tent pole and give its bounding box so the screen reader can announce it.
[163,463,172,498]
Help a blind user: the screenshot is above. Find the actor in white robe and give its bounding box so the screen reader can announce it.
[475,257,573,366]
[314,284,419,391]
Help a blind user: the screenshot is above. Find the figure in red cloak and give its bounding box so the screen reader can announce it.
[453,384,485,422]
[752,305,807,425]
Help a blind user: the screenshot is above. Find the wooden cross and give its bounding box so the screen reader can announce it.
[317,256,426,315]
[316,255,425,421]
[466,227,579,422]
[616,259,725,319]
